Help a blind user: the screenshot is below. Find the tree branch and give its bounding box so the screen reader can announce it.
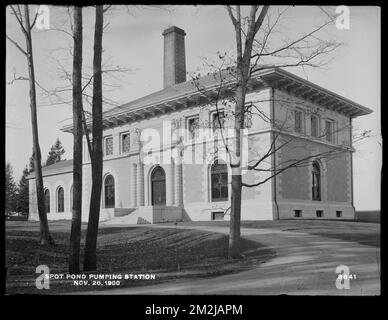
[9,5,27,35]
[30,5,40,30]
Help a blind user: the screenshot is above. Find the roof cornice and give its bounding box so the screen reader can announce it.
[259,68,373,117]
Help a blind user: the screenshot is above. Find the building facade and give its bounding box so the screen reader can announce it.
[27,26,372,224]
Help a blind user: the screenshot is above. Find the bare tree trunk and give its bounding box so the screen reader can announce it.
[229,174,242,258]
[83,5,104,272]
[69,6,83,274]
[23,5,53,245]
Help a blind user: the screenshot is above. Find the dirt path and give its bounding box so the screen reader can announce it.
[76,224,380,295]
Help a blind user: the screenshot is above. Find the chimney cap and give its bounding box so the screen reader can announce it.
[162,26,186,36]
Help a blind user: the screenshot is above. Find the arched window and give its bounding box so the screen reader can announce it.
[151,166,166,205]
[57,187,64,212]
[312,161,321,201]
[211,159,228,202]
[104,175,115,208]
[44,189,50,213]
[70,185,73,211]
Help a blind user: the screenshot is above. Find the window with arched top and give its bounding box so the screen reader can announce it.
[44,189,50,213]
[104,175,115,208]
[211,160,228,202]
[57,187,64,212]
[312,161,321,201]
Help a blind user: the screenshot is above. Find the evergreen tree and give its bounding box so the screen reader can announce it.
[16,166,30,216]
[5,162,18,213]
[46,138,65,166]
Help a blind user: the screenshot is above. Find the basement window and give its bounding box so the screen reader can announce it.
[336,211,342,218]
[211,211,224,221]
[316,210,323,218]
[294,210,302,218]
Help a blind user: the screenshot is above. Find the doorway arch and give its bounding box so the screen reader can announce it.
[151,166,166,205]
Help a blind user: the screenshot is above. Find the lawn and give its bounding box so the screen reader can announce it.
[5,221,274,294]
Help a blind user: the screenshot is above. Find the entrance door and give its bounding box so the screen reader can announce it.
[151,166,166,205]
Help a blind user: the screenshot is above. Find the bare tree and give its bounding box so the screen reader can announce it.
[33,7,130,111]
[6,5,54,245]
[69,6,83,274]
[83,5,105,272]
[224,5,270,258]
[191,5,353,258]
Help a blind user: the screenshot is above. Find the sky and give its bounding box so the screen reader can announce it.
[6,5,381,210]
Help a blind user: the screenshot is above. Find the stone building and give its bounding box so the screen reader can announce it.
[27,26,372,223]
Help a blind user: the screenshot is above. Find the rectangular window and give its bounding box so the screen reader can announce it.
[121,132,130,153]
[294,210,302,218]
[211,211,224,220]
[336,211,342,218]
[316,210,323,218]
[294,109,303,133]
[212,111,225,133]
[104,136,113,156]
[187,116,199,139]
[311,115,319,138]
[325,120,334,143]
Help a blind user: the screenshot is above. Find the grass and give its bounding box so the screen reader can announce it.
[168,219,380,247]
[7,218,379,294]
[5,221,274,294]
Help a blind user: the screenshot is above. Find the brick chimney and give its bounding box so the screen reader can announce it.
[162,26,186,88]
